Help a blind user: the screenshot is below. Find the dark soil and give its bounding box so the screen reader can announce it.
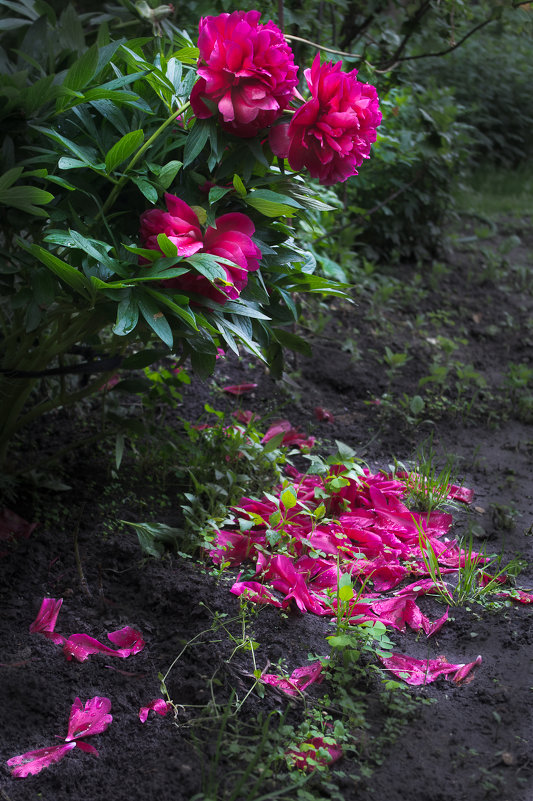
[1,214,532,801]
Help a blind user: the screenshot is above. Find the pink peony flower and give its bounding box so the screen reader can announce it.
[190,10,298,137]
[140,193,261,304]
[283,54,381,186]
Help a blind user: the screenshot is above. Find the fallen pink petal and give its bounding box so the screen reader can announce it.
[260,661,324,696]
[139,698,172,723]
[379,652,482,685]
[63,626,145,662]
[222,383,258,395]
[314,407,335,422]
[7,696,112,778]
[65,696,113,741]
[29,597,66,645]
[7,743,76,778]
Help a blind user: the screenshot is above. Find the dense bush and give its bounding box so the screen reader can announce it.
[419,19,533,167]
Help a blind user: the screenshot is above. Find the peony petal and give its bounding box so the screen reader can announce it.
[222,383,258,395]
[139,698,172,723]
[29,597,65,645]
[7,743,76,778]
[65,696,113,741]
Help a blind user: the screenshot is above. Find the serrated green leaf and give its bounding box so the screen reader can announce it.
[186,252,228,283]
[105,129,144,173]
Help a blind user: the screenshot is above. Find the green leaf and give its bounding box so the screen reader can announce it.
[33,126,99,167]
[186,252,228,283]
[113,295,139,336]
[157,160,182,189]
[338,584,355,602]
[280,486,298,509]
[105,129,144,173]
[233,173,247,197]
[131,176,158,203]
[208,185,232,205]
[183,119,210,168]
[272,328,312,357]
[0,167,23,191]
[245,189,303,218]
[156,233,178,257]
[138,294,173,348]
[27,244,90,297]
[0,186,54,215]
[145,288,198,331]
[63,44,98,91]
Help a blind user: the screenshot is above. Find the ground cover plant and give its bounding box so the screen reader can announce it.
[1,2,533,801]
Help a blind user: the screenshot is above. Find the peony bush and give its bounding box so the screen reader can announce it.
[0,3,381,470]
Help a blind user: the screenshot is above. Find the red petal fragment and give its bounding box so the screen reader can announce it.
[260,661,324,696]
[447,484,474,503]
[287,735,342,771]
[0,507,38,543]
[314,407,335,422]
[230,580,283,607]
[63,627,144,662]
[107,626,146,656]
[29,598,65,645]
[222,383,258,395]
[74,741,99,755]
[379,652,482,685]
[7,743,76,778]
[139,698,172,723]
[65,696,112,741]
[496,589,533,604]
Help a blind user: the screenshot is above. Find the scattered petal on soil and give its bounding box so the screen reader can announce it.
[63,627,145,662]
[7,743,77,778]
[222,383,258,395]
[65,697,113,741]
[7,696,112,778]
[29,597,65,645]
[260,661,324,696]
[139,698,172,723]
[379,653,482,685]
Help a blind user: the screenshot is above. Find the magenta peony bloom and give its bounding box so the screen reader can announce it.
[190,10,298,137]
[285,54,382,185]
[140,193,261,304]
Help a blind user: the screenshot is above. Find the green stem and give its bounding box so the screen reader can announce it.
[99,100,191,219]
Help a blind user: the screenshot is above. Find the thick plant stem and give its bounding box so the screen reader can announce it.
[100,101,191,219]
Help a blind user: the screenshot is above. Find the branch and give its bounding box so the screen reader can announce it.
[376,0,433,72]
[376,15,496,71]
[284,33,361,60]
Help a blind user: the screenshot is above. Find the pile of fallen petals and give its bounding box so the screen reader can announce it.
[209,457,532,687]
[6,434,532,778]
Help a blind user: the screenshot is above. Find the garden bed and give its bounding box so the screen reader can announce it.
[1,212,532,801]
